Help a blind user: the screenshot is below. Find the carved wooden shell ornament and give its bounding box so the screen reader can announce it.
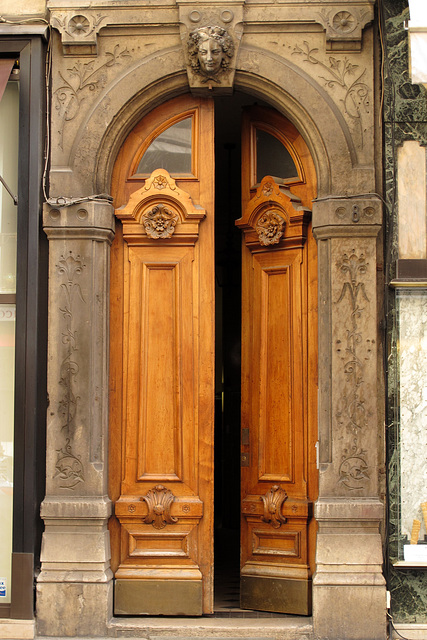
[142,484,178,529]
[260,485,288,528]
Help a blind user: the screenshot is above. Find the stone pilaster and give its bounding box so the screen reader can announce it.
[37,201,115,637]
[312,197,387,640]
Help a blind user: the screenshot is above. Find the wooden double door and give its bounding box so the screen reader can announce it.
[109,94,318,616]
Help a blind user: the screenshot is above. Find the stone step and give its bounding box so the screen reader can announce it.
[106,616,314,639]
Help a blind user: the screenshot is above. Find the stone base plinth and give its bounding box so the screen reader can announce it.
[37,498,113,636]
[313,499,387,640]
[36,581,112,637]
[313,584,386,640]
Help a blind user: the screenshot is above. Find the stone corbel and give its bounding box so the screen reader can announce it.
[50,11,109,56]
[317,4,375,52]
[177,1,244,94]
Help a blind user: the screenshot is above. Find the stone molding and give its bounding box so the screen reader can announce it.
[48,1,374,54]
[313,197,382,228]
[40,495,112,519]
[314,498,386,640]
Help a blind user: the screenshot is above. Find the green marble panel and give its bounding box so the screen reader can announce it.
[384,0,427,624]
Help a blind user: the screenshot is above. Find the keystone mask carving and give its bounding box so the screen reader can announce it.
[187,26,234,83]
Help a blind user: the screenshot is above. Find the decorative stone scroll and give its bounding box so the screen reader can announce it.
[142,485,178,529]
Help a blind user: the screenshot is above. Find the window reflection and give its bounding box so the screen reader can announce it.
[136,118,192,175]
[256,128,298,183]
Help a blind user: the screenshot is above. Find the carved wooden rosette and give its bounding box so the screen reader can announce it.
[256,210,286,246]
[113,168,206,585]
[142,204,178,239]
[115,169,206,245]
[235,175,311,250]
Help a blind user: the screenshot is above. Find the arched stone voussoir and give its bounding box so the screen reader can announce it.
[64,46,189,197]
[236,45,370,196]
[65,42,373,198]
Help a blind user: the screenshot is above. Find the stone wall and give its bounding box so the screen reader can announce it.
[8,0,387,636]
[383,0,427,625]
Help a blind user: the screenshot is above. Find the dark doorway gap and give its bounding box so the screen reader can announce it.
[213,92,258,613]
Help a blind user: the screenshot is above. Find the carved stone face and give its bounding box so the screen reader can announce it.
[197,35,223,75]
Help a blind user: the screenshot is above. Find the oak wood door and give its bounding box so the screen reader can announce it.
[109,97,317,617]
[237,106,318,615]
[109,95,215,615]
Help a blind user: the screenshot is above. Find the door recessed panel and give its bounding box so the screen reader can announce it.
[126,249,196,483]
[257,261,294,483]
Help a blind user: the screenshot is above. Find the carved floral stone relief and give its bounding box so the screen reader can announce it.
[317,6,373,50]
[53,45,132,150]
[53,250,86,490]
[334,250,373,491]
[52,13,106,43]
[292,41,370,149]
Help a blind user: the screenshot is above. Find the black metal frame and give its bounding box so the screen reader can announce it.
[0,30,48,620]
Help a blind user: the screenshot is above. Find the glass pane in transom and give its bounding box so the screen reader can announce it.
[256,128,298,183]
[136,117,192,175]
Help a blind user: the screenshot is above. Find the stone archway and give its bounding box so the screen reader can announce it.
[38,28,386,637]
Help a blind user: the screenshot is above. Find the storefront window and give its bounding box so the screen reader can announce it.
[0,78,19,603]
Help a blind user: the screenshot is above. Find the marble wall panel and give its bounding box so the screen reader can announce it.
[398,290,427,542]
[384,0,427,625]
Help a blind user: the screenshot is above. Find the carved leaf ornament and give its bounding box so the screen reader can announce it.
[260,485,288,528]
[142,484,178,529]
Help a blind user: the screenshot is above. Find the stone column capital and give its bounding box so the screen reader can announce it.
[312,196,382,233]
[43,200,115,242]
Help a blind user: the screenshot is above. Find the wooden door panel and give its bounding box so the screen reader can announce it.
[254,251,304,487]
[124,246,196,487]
[109,95,214,616]
[238,104,317,615]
